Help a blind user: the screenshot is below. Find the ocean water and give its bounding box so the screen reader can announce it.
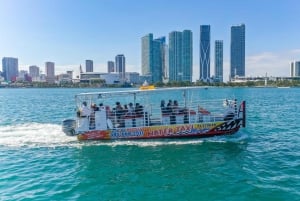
[0,87,299,201]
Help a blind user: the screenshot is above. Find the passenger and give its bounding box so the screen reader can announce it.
[161,100,168,115]
[124,104,128,114]
[166,100,173,115]
[173,100,179,114]
[127,102,135,115]
[91,103,99,111]
[89,104,97,129]
[80,101,91,117]
[115,102,124,127]
[135,103,140,115]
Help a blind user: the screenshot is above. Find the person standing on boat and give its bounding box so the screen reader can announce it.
[80,101,91,117]
[77,101,91,131]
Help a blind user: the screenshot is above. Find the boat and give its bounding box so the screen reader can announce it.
[139,80,155,90]
[62,87,246,140]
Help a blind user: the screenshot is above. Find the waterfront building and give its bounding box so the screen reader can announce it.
[2,57,18,82]
[29,65,40,80]
[200,25,210,82]
[230,24,245,80]
[107,61,114,73]
[66,71,73,79]
[85,60,93,72]
[45,61,55,83]
[290,61,300,77]
[115,54,126,82]
[141,33,164,83]
[214,40,223,82]
[169,30,193,82]
[18,70,28,81]
[125,72,140,84]
[80,72,143,85]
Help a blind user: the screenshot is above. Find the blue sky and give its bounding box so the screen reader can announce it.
[1,0,299,80]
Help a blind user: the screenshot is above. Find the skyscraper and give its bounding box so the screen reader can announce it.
[169,30,193,82]
[141,33,153,76]
[141,33,164,83]
[169,31,182,81]
[107,61,114,73]
[200,25,210,82]
[29,65,40,80]
[115,54,125,81]
[290,61,300,77]
[45,61,55,83]
[230,24,245,79]
[214,40,223,82]
[85,60,93,72]
[2,57,18,82]
[182,30,193,82]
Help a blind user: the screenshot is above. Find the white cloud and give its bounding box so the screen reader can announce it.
[246,49,299,77]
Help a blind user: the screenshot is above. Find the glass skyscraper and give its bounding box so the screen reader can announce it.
[115,54,126,81]
[214,40,223,82]
[45,61,55,83]
[182,30,193,82]
[2,57,18,82]
[169,30,192,82]
[200,25,210,82]
[85,60,93,72]
[230,24,245,79]
[141,33,163,83]
[107,61,114,73]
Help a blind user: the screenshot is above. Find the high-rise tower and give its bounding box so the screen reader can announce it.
[200,25,210,82]
[169,30,193,82]
[230,24,245,79]
[107,61,114,73]
[2,57,18,82]
[45,61,55,83]
[141,33,164,83]
[115,54,126,82]
[85,60,93,72]
[214,40,223,82]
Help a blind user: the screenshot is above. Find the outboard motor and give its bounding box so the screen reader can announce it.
[62,119,76,136]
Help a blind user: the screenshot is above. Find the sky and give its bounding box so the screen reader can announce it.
[1,0,300,81]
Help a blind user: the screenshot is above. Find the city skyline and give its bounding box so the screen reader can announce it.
[1,0,300,81]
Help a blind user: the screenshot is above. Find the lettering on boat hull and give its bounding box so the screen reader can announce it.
[77,120,242,140]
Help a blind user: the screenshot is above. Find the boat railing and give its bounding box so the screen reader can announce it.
[74,98,239,131]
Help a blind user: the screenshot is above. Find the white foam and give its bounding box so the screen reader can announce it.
[0,123,78,148]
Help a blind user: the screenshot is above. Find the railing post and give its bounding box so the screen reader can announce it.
[234,99,237,116]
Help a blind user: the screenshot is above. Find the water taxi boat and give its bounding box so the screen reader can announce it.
[62,87,246,140]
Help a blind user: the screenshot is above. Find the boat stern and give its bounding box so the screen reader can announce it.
[62,119,76,136]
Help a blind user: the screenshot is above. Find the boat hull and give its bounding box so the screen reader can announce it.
[77,119,243,140]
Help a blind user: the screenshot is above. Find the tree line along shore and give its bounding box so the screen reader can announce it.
[1,79,300,88]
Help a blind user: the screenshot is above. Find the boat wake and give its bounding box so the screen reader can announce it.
[0,123,248,148]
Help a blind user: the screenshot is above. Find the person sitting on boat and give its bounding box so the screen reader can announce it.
[166,100,173,115]
[127,102,135,115]
[124,104,128,114]
[160,100,168,115]
[173,100,179,114]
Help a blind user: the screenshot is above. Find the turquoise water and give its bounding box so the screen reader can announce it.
[0,87,299,201]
